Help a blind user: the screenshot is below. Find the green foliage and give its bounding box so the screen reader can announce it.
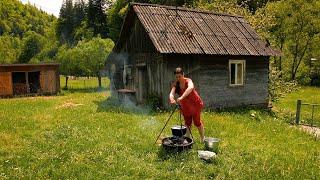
[56,0,74,45]
[146,93,163,111]
[18,31,45,63]
[107,0,128,42]
[0,0,57,64]
[269,67,299,102]
[0,35,21,64]
[87,0,109,38]
[75,37,114,77]
[197,0,251,17]
[255,0,320,82]
[56,37,114,87]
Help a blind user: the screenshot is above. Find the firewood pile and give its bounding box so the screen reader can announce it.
[13,83,28,95]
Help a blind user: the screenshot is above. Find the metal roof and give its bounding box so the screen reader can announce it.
[116,3,280,56]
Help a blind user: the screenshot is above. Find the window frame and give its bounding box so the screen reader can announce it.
[229,60,246,86]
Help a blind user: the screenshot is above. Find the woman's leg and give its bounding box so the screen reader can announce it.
[194,111,205,143]
[197,124,205,143]
[184,115,192,138]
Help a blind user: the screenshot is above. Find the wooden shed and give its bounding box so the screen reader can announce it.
[0,63,60,97]
[107,3,280,109]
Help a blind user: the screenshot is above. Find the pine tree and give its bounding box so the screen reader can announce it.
[87,0,109,38]
[56,0,74,46]
[73,0,86,29]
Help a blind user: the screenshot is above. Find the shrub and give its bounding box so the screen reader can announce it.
[269,68,299,102]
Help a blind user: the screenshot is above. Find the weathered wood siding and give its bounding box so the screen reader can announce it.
[114,14,159,103]
[197,56,269,108]
[0,72,13,96]
[40,70,58,94]
[161,55,200,108]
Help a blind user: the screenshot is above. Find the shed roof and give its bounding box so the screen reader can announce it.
[115,3,279,56]
[0,63,59,72]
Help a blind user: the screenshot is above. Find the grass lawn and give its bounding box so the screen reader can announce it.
[0,79,319,179]
[274,86,320,127]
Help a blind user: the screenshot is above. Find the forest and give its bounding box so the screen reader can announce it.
[0,0,320,87]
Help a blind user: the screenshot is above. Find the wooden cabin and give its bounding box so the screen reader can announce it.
[106,3,280,109]
[0,63,60,97]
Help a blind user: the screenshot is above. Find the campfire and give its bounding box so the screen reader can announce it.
[161,125,193,152]
[155,105,194,152]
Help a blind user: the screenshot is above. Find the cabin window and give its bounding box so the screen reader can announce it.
[229,60,245,86]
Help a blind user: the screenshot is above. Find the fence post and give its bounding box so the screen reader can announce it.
[295,100,302,125]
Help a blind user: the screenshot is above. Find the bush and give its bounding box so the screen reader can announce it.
[269,68,299,102]
[146,93,163,112]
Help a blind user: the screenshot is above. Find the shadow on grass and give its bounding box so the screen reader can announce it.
[94,96,152,114]
[156,146,218,165]
[205,106,276,117]
[157,146,193,161]
[60,87,109,94]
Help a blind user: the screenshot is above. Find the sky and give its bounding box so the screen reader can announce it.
[20,0,63,17]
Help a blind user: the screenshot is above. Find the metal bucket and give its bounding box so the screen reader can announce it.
[204,137,220,153]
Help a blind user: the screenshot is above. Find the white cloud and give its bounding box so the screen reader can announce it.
[20,0,63,17]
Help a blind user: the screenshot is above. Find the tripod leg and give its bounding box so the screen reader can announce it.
[154,106,177,144]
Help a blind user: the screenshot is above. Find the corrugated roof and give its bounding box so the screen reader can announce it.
[119,3,280,56]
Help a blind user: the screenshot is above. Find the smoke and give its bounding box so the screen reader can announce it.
[119,95,151,114]
[106,52,129,94]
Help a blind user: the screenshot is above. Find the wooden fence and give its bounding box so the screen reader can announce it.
[296,100,320,127]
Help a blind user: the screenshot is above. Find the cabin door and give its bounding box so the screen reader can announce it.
[137,67,148,103]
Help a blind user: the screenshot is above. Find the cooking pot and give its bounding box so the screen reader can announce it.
[171,125,187,137]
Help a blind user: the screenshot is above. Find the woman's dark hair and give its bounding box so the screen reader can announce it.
[173,67,184,94]
[174,67,184,75]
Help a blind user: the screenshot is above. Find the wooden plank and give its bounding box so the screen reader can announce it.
[40,70,57,94]
[0,72,13,96]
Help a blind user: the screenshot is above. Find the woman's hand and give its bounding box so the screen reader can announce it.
[177,97,183,103]
[170,97,176,104]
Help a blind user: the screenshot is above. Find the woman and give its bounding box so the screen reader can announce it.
[169,67,205,143]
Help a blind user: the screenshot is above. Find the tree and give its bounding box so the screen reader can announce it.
[107,0,127,42]
[56,0,74,46]
[0,35,21,64]
[260,0,320,81]
[0,0,56,64]
[56,45,83,89]
[56,37,114,88]
[236,0,280,13]
[18,32,44,63]
[73,0,87,29]
[285,0,320,80]
[87,0,109,38]
[75,37,114,87]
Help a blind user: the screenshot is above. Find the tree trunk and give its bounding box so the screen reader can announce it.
[98,75,102,88]
[279,40,284,77]
[65,76,69,89]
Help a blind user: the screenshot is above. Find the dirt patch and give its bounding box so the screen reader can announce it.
[299,125,320,139]
[55,102,83,109]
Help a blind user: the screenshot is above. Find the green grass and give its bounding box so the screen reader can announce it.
[0,80,319,179]
[60,76,110,92]
[274,86,320,127]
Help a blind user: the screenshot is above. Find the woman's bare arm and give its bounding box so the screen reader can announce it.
[179,79,194,100]
[169,86,176,104]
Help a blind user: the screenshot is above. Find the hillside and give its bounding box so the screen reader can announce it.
[0,0,57,64]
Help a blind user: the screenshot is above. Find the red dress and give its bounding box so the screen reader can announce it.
[175,78,204,127]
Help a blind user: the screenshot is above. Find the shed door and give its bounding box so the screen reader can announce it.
[137,67,148,103]
[40,70,56,93]
[0,72,13,96]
